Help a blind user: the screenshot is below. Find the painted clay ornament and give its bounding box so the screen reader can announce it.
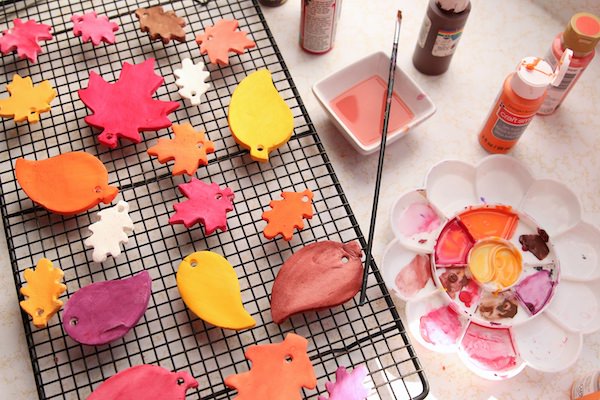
[225,333,317,399]
[0,74,56,123]
[229,69,294,162]
[62,271,151,346]
[195,19,255,66]
[84,200,135,263]
[78,58,179,148]
[147,123,215,176]
[135,6,186,44]
[19,258,66,328]
[71,12,119,46]
[271,241,364,324]
[177,251,255,330]
[262,189,313,241]
[0,19,52,63]
[174,58,210,106]
[15,151,118,215]
[88,364,198,400]
[318,366,369,400]
[169,178,234,234]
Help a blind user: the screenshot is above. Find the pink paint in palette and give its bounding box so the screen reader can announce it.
[330,75,414,147]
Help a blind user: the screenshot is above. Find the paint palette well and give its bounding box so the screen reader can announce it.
[382,155,600,380]
[312,51,436,155]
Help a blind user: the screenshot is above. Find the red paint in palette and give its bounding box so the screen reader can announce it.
[330,75,415,146]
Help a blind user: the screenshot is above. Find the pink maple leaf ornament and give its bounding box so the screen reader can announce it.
[318,366,369,400]
[169,178,235,235]
[78,58,179,148]
[71,12,119,46]
[0,19,53,63]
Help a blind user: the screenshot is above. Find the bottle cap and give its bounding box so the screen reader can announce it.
[511,57,554,100]
[437,0,470,13]
[563,12,600,55]
[551,49,573,87]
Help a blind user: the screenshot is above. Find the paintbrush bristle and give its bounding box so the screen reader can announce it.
[397,10,402,21]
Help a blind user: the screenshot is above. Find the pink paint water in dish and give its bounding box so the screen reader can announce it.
[398,203,441,237]
[330,75,415,146]
[395,254,432,297]
[419,304,464,346]
[515,269,555,315]
[461,323,518,372]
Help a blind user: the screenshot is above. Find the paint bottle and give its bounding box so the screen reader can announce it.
[571,370,600,400]
[300,0,343,54]
[412,0,471,75]
[539,12,600,115]
[478,52,572,154]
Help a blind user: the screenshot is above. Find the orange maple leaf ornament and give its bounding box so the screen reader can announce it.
[0,74,56,123]
[224,333,317,400]
[147,123,215,176]
[195,19,255,66]
[19,258,67,328]
[262,189,313,241]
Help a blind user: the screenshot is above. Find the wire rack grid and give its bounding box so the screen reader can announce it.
[0,0,428,399]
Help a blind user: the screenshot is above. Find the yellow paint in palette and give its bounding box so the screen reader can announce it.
[176,251,256,330]
[228,69,294,162]
[468,238,522,290]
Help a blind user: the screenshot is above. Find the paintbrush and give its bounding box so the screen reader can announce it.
[359,10,403,305]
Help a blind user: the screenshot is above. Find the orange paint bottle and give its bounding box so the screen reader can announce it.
[478,53,571,154]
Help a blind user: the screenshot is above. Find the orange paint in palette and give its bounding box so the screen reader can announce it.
[330,75,415,146]
[458,205,519,240]
[435,218,474,265]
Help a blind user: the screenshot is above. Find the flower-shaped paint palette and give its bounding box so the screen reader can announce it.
[382,155,600,380]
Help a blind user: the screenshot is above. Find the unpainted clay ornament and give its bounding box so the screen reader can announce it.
[84,200,135,263]
[0,74,56,123]
[176,251,255,330]
[318,366,369,400]
[224,333,317,400]
[228,69,294,162]
[19,258,67,328]
[147,123,215,176]
[15,151,118,215]
[62,271,152,346]
[0,18,52,63]
[71,11,119,46]
[271,241,364,324]
[78,58,179,148]
[135,6,186,44]
[174,58,210,106]
[195,19,255,66]
[262,189,313,241]
[88,364,198,400]
[169,178,234,234]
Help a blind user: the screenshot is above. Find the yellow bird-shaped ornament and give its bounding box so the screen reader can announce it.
[176,251,256,330]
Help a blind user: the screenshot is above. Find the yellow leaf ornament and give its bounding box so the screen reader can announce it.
[19,258,66,328]
[0,74,56,123]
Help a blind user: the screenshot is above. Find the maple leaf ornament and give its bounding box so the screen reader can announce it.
[147,123,215,176]
[72,12,119,46]
[84,200,135,263]
[174,58,210,106]
[262,189,314,241]
[0,74,56,123]
[169,178,234,235]
[196,19,256,66]
[19,258,67,328]
[78,58,179,148]
[0,18,52,63]
[135,6,186,44]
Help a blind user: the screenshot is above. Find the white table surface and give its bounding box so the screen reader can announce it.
[1,0,600,399]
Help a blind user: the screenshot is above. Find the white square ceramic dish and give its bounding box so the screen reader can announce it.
[312,51,436,155]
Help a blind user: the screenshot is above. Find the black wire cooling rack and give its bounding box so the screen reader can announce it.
[0,0,428,399]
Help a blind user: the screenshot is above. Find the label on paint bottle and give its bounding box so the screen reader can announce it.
[571,371,600,399]
[491,102,536,142]
[432,27,464,57]
[539,50,584,114]
[300,0,341,54]
[417,15,432,48]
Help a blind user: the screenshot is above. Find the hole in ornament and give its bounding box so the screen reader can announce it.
[70,317,78,326]
[36,308,44,316]
[302,196,309,203]
[117,204,125,212]
[190,260,198,267]
[215,193,223,200]
[257,145,264,152]
[191,90,197,96]
[94,186,102,193]
[341,256,349,264]
[177,377,185,385]
[284,355,293,363]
